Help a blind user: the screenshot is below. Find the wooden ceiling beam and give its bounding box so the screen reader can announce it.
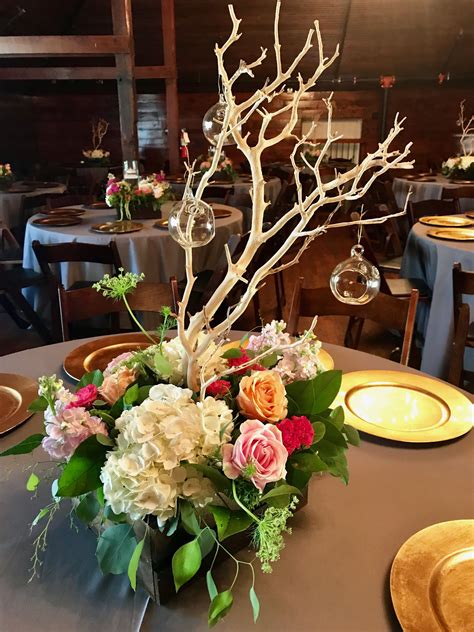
[162,0,179,174]
[0,35,129,57]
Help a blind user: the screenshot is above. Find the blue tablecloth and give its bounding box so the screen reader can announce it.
[401,222,474,378]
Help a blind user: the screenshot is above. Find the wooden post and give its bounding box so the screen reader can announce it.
[162,0,180,174]
[111,0,138,164]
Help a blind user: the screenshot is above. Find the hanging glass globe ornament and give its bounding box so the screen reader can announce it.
[202,93,240,146]
[168,197,215,248]
[329,244,380,305]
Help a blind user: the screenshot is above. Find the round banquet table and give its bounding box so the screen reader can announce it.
[400,221,474,379]
[0,182,66,229]
[0,336,472,632]
[170,176,281,208]
[22,204,243,314]
[393,175,474,212]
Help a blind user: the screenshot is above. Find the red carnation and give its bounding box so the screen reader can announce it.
[227,350,265,375]
[206,379,231,397]
[277,415,314,455]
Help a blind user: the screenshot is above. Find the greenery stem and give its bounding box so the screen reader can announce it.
[232,481,261,525]
[122,295,156,344]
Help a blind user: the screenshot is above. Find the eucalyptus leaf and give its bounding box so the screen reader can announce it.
[27,396,48,412]
[0,433,44,457]
[198,527,216,558]
[208,590,234,627]
[208,505,230,541]
[166,515,179,536]
[249,586,260,623]
[75,493,100,523]
[57,436,107,497]
[206,570,218,601]
[96,524,136,575]
[260,483,302,502]
[180,501,201,536]
[26,472,39,492]
[127,536,145,591]
[172,538,202,592]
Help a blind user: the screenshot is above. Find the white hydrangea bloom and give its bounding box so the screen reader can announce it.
[160,334,227,386]
[101,386,234,524]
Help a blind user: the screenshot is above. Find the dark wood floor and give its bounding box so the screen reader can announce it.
[0,223,404,364]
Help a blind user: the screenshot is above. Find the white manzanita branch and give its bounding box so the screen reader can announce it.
[175,1,413,391]
[457,100,474,156]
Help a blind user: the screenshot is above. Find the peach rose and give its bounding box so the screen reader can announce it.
[236,370,288,422]
[99,367,137,405]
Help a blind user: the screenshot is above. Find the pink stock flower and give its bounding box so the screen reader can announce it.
[103,351,135,377]
[206,379,231,397]
[99,367,137,405]
[67,384,98,409]
[42,404,108,461]
[222,419,288,492]
[106,182,120,195]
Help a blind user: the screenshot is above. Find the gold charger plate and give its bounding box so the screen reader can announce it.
[465,211,474,220]
[32,216,82,227]
[427,228,474,242]
[219,339,334,372]
[419,215,473,228]
[214,209,232,219]
[0,373,38,434]
[42,207,85,216]
[390,520,474,632]
[449,179,474,185]
[63,332,159,381]
[154,219,169,230]
[90,220,143,234]
[334,370,472,442]
[83,201,109,210]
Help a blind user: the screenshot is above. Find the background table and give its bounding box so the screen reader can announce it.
[23,204,243,314]
[401,221,474,378]
[0,337,472,632]
[393,175,474,212]
[170,176,281,208]
[0,182,66,228]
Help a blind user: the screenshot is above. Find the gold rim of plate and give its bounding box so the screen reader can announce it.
[219,339,334,372]
[90,220,143,234]
[333,370,473,442]
[0,373,38,434]
[426,228,474,241]
[154,219,169,229]
[63,332,159,381]
[465,211,474,220]
[390,520,474,632]
[33,216,83,227]
[419,215,474,228]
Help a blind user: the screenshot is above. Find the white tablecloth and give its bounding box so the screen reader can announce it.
[400,221,474,378]
[0,183,66,228]
[171,176,281,207]
[393,175,474,212]
[23,204,242,295]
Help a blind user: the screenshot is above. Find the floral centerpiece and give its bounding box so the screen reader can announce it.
[441,155,474,180]
[82,118,111,166]
[0,162,14,190]
[301,143,324,166]
[105,172,173,221]
[199,153,237,182]
[0,271,358,626]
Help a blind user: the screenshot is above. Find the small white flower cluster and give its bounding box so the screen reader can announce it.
[82,149,110,159]
[100,384,234,524]
[442,155,474,172]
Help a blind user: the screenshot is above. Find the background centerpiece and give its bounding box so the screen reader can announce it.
[442,100,474,180]
[82,118,111,166]
[105,171,174,221]
[0,162,14,190]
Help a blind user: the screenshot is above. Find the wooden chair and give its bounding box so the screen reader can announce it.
[449,262,474,388]
[47,194,93,209]
[58,280,179,342]
[0,225,23,266]
[32,240,123,340]
[442,186,474,214]
[408,199,458,228]
[288,279,419,366]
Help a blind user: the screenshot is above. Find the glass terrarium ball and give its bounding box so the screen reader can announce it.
[202,94,238,146]
[168,198,215,248]
[329,245,380,305]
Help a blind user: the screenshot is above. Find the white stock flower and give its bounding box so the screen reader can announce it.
[460,155,474,169]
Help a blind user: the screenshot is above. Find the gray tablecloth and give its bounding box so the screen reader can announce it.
[0,183,66,228]
[401,221,474,378]
[0,337,472,632]
[393,176,474,212]
[171,177,281,210]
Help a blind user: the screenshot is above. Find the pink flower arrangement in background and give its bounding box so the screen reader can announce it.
[222,419,288,491]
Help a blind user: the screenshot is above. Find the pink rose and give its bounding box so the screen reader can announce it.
[98,367,136,405]
[67,384,98,409]
[222,419,288,492]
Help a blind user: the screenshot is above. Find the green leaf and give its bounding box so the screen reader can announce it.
[104,505,128,523]
[123,383,139,406]
[290,451,328,474]
[56,436,107,497]
[286,370,342,415]
[206,570,218,601]
[311,421,326,444]
[180,501,201,536]
[260,483,302,502]
[75,493,100,523]
[127,536,145,591]
[28,396,48,412]
[172,538,202,592]
[166,515,179,536]
[26,472,39,492]
[191,464,231,493]
[51,479,60,502]
[154,352,172,377]
[323,452,349,485]
[310,417,347,448]
[96,433,114,447]
[109,395,125,418]
[286,465,312,490]
[328,405,345,430]
[96,524,136,575]
[92,399,107,407]
[344,423,360,447]
[221,347,242,359]
[208,505,230,541]
[198,527,216,558]
[208,590,234,627]
[32,507,50,526]
[208,506,253,540]
[96,486,105,506]
[0,433,44,457]
[137,385,152,404]
[259,352,279,368]
[249,586,260,623]
[77,369,104,389]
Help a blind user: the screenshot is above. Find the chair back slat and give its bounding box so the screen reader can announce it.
[408,199,457,227]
